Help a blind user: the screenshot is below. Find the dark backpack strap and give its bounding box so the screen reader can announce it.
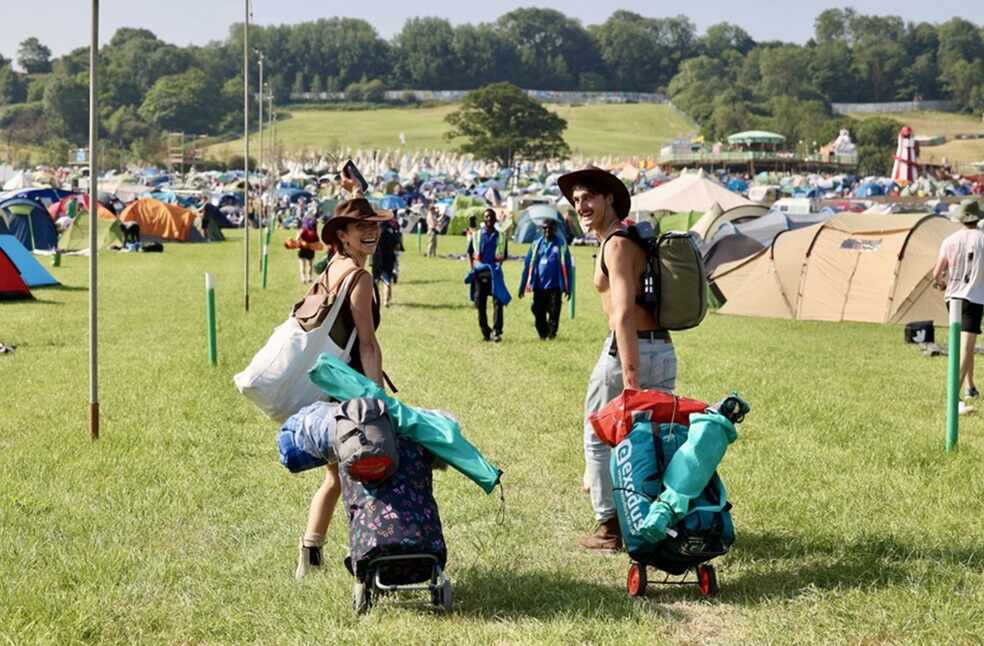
[599,228,637,278]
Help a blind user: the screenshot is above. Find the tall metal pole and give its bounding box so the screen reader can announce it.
[257,52,264,271]
[88,0,100,441]
[243,0,251,312]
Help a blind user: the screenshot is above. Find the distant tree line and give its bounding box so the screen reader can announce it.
[0,8,981,168]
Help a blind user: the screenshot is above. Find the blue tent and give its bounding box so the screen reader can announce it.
[275,188,313,203]
[0,198,58,251]
[727,179,749,194]
[0,235,59,287]
[513,204,569,244]
[0,187,72,208]
[854,183,884,198]
[376,194,407,210]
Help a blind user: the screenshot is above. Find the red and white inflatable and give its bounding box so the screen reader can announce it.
[891,125,919,183]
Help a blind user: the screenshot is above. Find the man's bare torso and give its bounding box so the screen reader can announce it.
[594,235,659,331]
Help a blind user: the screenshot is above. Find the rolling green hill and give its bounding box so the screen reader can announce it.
[206,103,697,160]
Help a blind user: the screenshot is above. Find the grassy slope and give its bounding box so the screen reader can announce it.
[850,110,984,166]
[2,231,983,644]
[207,103,696,160]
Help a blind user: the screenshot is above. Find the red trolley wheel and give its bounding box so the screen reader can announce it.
[627,562,648,597]
[696,564,719,597]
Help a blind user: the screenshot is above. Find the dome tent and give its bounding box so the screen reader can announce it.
[0,198,58,251]
[710,212,958,325]
[119,198,205,242]
[513,204,569,244]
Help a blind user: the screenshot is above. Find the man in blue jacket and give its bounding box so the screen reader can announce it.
[466,209,510,342]
[518,220,572,339]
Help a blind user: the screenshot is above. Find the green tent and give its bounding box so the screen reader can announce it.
[446,195,488,236]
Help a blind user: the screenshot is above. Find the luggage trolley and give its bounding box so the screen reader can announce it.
[351,553,452,614]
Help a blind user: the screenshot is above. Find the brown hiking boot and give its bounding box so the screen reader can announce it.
[578,517,622,552]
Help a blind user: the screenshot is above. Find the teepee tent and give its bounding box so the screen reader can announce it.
[630,169,755,214]
[711,212,957,324]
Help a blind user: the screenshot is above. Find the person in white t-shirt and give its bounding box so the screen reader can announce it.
[933,199,984,413]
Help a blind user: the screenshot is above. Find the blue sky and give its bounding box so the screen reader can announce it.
[2,1,981,66]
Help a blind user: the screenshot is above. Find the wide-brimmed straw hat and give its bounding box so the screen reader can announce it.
[321,198,391,246]
[952,199,982,225]
[558,166,631,220]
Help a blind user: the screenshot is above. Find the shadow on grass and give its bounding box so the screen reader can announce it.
[723,531,984,604]
[45,285,88,292]
[397,302,474,310]
[450,564,686,621]
[398,278,451,286]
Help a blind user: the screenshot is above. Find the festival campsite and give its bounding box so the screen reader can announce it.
[3,4,984,644]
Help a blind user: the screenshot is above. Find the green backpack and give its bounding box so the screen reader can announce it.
[601,223,708,331]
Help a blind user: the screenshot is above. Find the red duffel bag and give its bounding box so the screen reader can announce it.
[589,389,708,447]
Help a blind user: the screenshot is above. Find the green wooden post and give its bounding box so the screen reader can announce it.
[568,261,576,319]
[205,272,217,366]
[261,225,271,289]
[946,299,961,452]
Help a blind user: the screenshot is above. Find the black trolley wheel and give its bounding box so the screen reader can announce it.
[696,564,718,597]
[627,561,648,597]
[353,579,372,614]
[441,580,453,612]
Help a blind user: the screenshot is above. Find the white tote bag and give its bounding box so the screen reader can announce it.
[234,271,359,423]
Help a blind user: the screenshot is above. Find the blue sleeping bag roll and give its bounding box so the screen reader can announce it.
[610,415,735,574]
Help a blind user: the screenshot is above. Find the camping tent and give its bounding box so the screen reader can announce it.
[119,198,204,242]
[0,246,31,300]
[630,169,755,214]
[2,171,32,191]
[513,204,569,243]
[690,203,768,241]
[655,211,704,233]
[710,212,958,324]
[0,235,59,287]
[0,198,59,251]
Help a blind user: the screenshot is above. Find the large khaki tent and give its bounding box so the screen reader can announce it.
[711,212,959,325]
[630,169,754,214]
[119,198,204,242]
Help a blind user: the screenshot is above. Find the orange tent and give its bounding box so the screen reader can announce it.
[119,198,204,242]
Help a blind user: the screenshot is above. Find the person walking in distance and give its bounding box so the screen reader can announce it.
[558,167,677,551]
[466,208,510,342]
[426,205,441,258]
[933,199,984,415]
[517,219,573,339]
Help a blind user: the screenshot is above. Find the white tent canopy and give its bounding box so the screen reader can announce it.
[630,169,754,214]
[3,170,34,191]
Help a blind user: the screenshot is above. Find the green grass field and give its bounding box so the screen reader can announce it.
[850,110,984,169]
[3,230,984,644]
[207,103,696,160]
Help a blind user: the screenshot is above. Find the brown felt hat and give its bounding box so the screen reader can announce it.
[558,166,631,220]
[321,198,391,246]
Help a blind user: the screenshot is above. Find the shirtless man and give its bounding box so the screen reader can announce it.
[559,167,678,551]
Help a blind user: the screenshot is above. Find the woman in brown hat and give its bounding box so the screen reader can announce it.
[295,178,391,578]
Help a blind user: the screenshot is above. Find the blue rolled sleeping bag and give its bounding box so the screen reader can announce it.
[610,412,735,573]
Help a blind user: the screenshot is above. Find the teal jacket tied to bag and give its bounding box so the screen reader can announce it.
[308,352,503,494]
[638,410,738,543]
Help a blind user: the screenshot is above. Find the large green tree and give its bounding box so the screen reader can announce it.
[43,74,88,142]
[17,37,52,74]
[0,64,28,105]
[496,8,601,89]
[139,68,214,133]
[445,82,569,166]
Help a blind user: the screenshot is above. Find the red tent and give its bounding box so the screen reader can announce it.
[0,247,32,300]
